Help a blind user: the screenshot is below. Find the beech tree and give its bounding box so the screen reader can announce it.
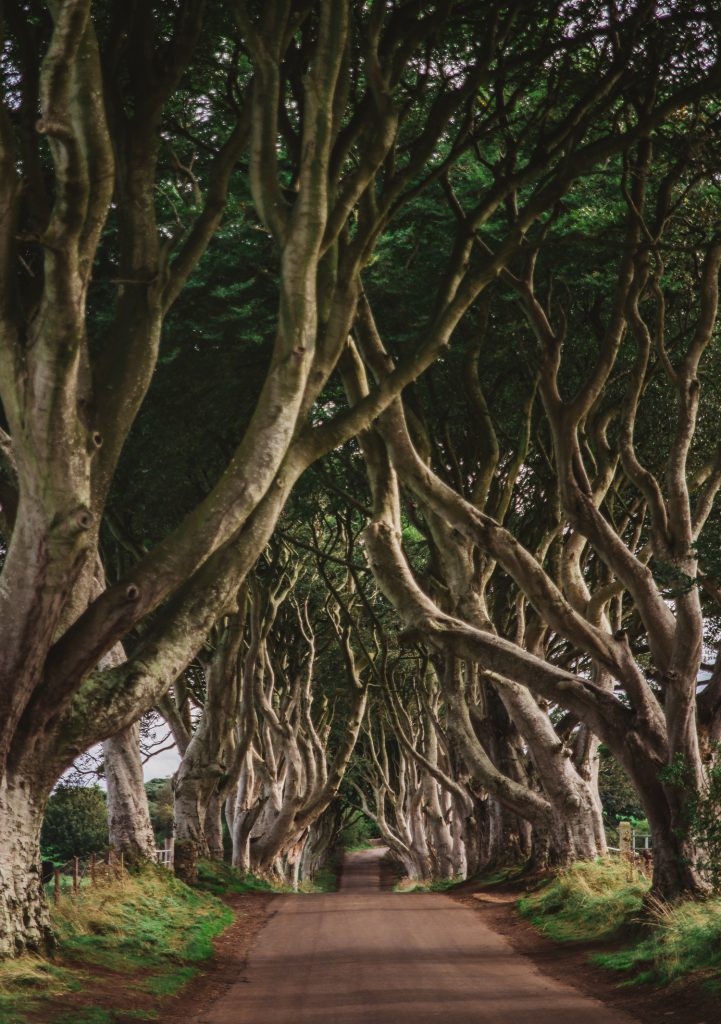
[357,117,721,897]
[352,662,481,881]
[1,0,718,954]
[352,293,608,864]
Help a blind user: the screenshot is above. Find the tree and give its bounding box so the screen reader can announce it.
[145,778,174,844]
[2,0,719,954]
[359,114,721,896]
[40,784,107,863]
[0,0,503,952]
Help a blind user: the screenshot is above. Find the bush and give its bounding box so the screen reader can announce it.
[145,776,174,843]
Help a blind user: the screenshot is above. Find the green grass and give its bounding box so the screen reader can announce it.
[518,858,650,942]
[54,866,233,971]
[195,858,279,896]
[299,864,338,893]
[196,856,337,895]
[0,955,81,1022]
[143,965,198,996]
[594,897,721,987]
[519,858,721,992]
[55,1010,114,1024]
[54,1011,158,1023]
[0,864,233,1023]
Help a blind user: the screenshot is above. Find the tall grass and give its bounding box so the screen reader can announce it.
[595,896,721,986]
[518,858,650,942]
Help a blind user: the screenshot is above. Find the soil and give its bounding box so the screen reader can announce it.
[450,875,716,1024]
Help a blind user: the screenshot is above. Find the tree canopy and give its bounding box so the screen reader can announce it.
[3,0,721,956]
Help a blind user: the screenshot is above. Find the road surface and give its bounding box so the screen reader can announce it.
[198,848,636,1024]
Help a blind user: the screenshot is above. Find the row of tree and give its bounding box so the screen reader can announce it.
[3,0,721,955]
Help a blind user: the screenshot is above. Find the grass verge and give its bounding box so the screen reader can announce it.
[517,857,721,993]
[195,857,337,895]
[394,876,463,893]
[517,858,650,942]
[195,858,278,896]
[594,896,721,988]
[0,864,233,1023]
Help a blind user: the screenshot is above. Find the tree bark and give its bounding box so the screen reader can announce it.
[103,722,156,862]
[0,772,53,956]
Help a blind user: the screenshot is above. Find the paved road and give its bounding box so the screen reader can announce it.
[199,848,636,1024]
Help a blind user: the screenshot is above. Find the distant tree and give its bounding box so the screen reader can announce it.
[145,778,174,844]
[597,747,645,829]
[40,785,107,864]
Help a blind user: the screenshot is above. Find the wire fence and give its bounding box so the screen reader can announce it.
[43,850,128,904]
[43,838,176,904]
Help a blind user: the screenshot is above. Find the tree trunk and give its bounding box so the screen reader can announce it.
[0,772,53,956]
[204,791,225,861]
[486,797,532,867]
[173,839,199,886]
[172,768,205,883]
[640,776,710,899]
[103,722,156,862]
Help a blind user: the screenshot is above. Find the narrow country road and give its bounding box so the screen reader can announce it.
[198,848,636,1024]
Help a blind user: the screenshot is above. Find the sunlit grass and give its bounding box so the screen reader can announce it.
[518,858,650,942]
[595,896,721,986]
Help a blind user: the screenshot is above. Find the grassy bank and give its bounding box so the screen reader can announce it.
[595,896,721,988]
[518,859,649,942]
[394,876,462,893]
[518,858,721,991]
[0,865,233,1024]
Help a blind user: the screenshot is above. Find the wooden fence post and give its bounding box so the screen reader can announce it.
[90,853,96,886]
[54,869,61,906]
[73,857,79,897]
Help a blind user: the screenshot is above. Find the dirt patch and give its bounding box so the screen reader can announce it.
[450,880,716,1024]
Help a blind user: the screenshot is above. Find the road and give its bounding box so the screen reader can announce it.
[198,848,636,1024]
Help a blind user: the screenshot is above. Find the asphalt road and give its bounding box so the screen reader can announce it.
[199,848,636,1024]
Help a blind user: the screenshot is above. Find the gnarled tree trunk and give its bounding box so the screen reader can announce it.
[0,772,53,956]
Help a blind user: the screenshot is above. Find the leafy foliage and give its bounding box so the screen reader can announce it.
[40,785,108,863]
[145,778,174,844]
[597,746,646,828]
